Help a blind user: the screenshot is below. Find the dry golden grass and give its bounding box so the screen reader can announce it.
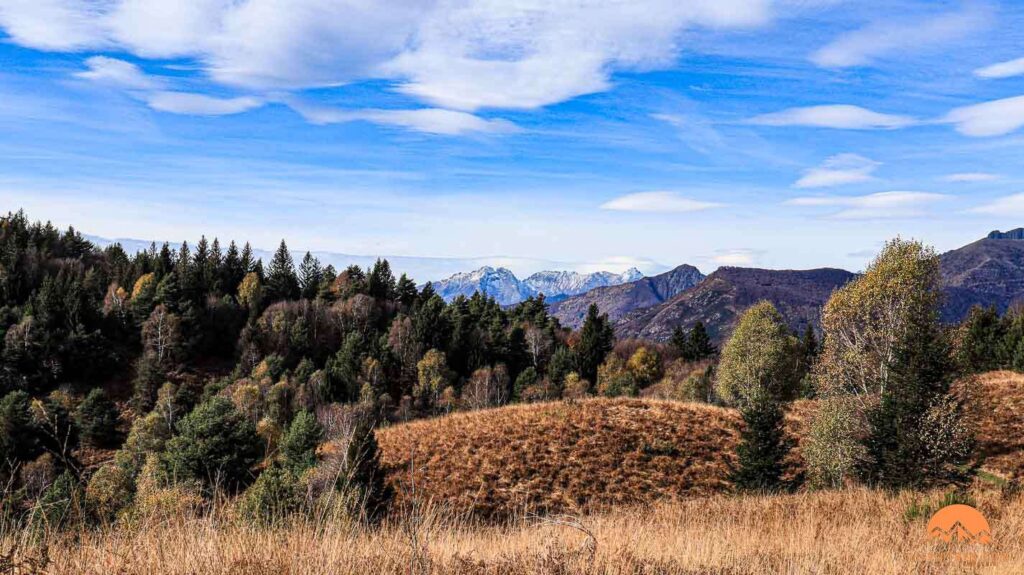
[377,398,743,519]
[13,487,1024,574]
[956,370,1024,479]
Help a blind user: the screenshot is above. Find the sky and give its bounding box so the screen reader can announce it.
[2,0,1024,281]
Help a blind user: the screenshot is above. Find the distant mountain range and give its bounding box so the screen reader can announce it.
[549,264,706,329]
[430,266,644,306]
[614,267,856,341]
[84,234,664,283]
[90,228,1024,343]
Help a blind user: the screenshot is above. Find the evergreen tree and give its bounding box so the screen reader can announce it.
[161,397,261,493]
[223,240,244,295]
[575,304,614,384]
[280,410,322,473]
[345,419,392,520]
[670,326,687,356]
[684,321,716,361]
[297,252,323,300]
[75,388,120,448]
[266,240,300,302]
[732,397,790,492]
[396,274,418,307]
[367,259,396,300]
[862,320,972,488]
[954,306,1003,374]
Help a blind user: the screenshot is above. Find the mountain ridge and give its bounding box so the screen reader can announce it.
[430,266,644,306]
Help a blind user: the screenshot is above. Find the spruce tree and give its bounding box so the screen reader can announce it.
[298,252,323,300]
[862,311,971,488]
[346,419,392,520]
[575,304,614,384]
[266,240,300,302]
[732,396,790,492]
[686,321,716,361]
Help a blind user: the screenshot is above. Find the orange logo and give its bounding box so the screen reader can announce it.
[926,505,992,545]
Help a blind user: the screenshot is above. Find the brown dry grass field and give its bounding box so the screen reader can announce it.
[6,371,1024,574]
[12,487,1024,574]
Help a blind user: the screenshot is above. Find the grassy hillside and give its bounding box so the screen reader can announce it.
[377,371,1024,518]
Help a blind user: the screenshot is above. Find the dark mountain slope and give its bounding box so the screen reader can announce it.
[940,230,1024,321]
[614,267,856,342]
[549,264,705,329]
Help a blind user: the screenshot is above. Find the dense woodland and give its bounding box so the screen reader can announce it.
[1,209,1023,529]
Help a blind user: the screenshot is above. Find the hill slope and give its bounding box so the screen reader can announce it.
[377,371,1024,518]
[378,399,739,518]
[614,267,856,342]
[940,231,1024,321]
[549,264,705,329]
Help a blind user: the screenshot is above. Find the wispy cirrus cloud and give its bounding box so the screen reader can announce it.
[785,191,948,219]
[600,191,725,213]
[941,172,1000,182]
[811,4,991,68]
[795,153,879,188]
[974,56,1024,79]
[749,105,915,130]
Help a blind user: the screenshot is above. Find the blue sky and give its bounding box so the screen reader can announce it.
[3,0,1024,280]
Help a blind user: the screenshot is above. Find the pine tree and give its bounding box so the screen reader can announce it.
[266,240,300,302]
[732,396,790,492]
[670,326,687,356]
[575,304,614,384]
[954,306,1003,374]
[223,240,244,295]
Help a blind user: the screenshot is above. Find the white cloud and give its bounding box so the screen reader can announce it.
[785,191,947,219]
[145,92,264,116]
[811,5,990,68]
[0,0,109,50]
[941,172,1000,182]
[943,95,1024,137]
[600,191,725,213]
[712,249,759,266]
[969,193,1024,216]
[974,56,1024,79]
[749,105,914,130]
[75,56,164,90]
[288,101,517,135]
[794,153,878,188]
[0,0,775,111]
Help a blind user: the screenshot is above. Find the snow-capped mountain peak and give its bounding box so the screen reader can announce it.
[432,266,645,305]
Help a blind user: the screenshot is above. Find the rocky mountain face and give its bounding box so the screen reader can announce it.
[940,229,1024,321]
[549,264,706,329]
[613,267,856,342]
[430,266,643,306]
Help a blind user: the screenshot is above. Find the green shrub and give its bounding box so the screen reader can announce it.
[160,397,261,493]
[239,464,302,524]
